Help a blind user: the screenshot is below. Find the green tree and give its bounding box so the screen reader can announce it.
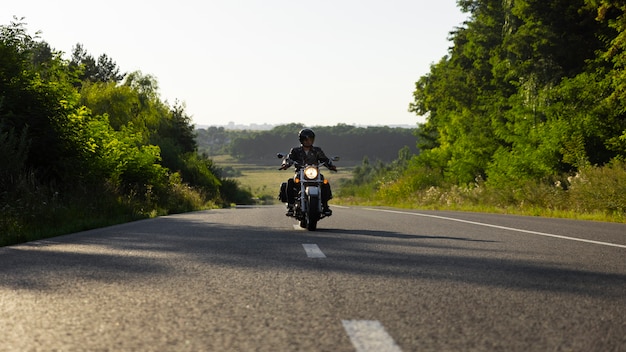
[1,18,254,246]
[70,43,124,83]
[410,0,613,187]
[80,71,165,135]
[410,0,505,184]
[156,101,197,155]
[0,18,81,182]
[585,0,626,158]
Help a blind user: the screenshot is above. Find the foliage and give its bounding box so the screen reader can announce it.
[0,124,30,188]
[340,0,626,221]
[410,0,622,205]
[0,18,251,246]
[568,159,626,215]
[341,158,626,222]
[70,43,125,83]
[339,146,414,200]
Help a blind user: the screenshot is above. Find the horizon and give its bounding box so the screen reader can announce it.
[195,121,419,131]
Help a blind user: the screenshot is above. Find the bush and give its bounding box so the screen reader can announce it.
[219,179,254,205]
[567,159,626,216]
[337,154,625,222]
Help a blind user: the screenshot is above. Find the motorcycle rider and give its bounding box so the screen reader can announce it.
[279,128,337,216]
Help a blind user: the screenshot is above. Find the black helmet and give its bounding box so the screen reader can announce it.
[298,128,315,143]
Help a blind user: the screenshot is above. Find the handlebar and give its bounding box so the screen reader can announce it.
[277,153,339,172]
[278,160,337,172]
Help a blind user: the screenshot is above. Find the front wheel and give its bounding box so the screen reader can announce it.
[306,196,320,231]
[298,203,307,228]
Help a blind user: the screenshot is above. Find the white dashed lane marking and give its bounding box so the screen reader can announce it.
[299,235,400,351]
[302,244,326,258]
[342,320,402,352]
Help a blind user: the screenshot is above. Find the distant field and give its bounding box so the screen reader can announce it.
[211,155,354,203]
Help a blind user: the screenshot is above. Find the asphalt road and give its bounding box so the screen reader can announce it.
[1,205,625,351]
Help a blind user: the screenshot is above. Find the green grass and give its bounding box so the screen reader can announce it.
[213,155,354,204]
[336,196,624,223]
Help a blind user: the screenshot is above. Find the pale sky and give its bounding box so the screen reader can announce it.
[5,1,467,127]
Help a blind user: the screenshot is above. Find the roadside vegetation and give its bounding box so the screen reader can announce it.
[339,1,626,223]
[338,157,626,223]
[0,19,252,246]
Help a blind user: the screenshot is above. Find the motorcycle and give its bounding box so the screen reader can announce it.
[277,153,339,230]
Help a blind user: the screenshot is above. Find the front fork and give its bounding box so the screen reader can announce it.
[296,185,322,218]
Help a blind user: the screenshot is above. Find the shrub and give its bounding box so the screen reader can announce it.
[567,159,626,216]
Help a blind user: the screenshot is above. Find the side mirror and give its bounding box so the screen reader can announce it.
[277,153,285,159]
[331,156,340,162]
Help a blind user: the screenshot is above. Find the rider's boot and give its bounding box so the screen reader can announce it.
[286,203,295,216]
[322,203,332,216]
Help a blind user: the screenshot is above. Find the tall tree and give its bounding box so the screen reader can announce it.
[70,43,124,83]
[0,18,79,182]
[586,0,626,158]
[410,0,617,187]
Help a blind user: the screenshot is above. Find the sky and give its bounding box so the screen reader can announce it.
[5,1,468,128]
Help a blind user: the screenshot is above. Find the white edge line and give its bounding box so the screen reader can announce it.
[365,208,626,249]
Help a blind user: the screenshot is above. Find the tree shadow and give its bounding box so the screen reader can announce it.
[0,216,624,300]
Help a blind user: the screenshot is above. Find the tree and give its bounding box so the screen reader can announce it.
[70,43,124,83]
[0,18,80,182]
[159,101,197,154]
[1,18,252,244]
[586,0,626,158]
[409,0,617,187]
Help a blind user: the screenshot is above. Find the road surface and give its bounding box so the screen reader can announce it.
[1,206,625,351]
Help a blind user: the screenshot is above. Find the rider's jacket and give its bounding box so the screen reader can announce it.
[283,146,334,168]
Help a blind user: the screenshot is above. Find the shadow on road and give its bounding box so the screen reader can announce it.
[316,227,497,242]
[0,213,624,300]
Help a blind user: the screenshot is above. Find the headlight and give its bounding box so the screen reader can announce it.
[303,166,319,180]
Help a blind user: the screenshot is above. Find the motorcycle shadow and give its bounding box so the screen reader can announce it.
[304,227,496,243]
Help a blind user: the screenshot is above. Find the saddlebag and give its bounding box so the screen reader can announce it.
[278,182,289,202]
